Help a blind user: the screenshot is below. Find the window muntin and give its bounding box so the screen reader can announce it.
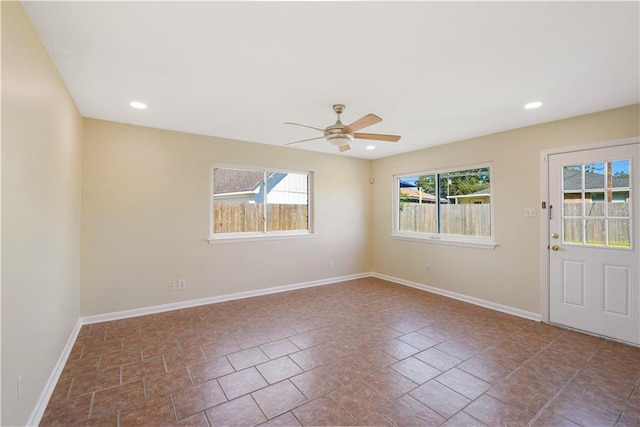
[395,166,492,245]
[211,166,311,239]
[561,160,631,248]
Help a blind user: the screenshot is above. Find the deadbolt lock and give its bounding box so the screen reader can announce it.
[551,233,559,239]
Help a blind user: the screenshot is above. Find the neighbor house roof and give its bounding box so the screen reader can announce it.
[399,180,417,188]
[450,187,491,199]
[400,188,449,203]
[563,169,629,191]
[401,188,438,202]
[213,169,263,194]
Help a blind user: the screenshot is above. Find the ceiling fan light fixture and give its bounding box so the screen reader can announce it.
[326,133,353,147]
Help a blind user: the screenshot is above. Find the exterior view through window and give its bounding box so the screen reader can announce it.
[562,160,631,247]
[396,166,492,241]
[212,167,310,237]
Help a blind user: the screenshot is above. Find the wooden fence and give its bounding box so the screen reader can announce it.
[564,202,630,245]
[399,202,630,245]
[213,202,308,233]
[399,204,491,237]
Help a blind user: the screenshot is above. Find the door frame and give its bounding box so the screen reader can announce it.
[539,136,640,324]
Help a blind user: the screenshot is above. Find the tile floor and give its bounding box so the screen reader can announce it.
[41,277,640,426]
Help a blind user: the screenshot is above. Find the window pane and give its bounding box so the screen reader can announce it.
[440,168,491,237]
[585,192,605,217]
[398,175,437,233]
[608,219,630,247]
[585,218,605,245]
[609,191,630,217]
[563,165,582,191]
[563,218,583,244]
[584,162,605,189]
[266,172,309,232]
[213,168,264,233]
[611,160,630,188]
[563,193,582,216]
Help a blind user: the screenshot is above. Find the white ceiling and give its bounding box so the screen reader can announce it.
[23,1,639,159]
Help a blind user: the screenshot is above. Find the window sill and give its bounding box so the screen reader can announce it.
[208,232,316,244]
[391,233,497,250]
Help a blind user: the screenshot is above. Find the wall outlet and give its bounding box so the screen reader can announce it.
[329,261,334,269]
[17,372,23,399]
[178,279,187,290]
[168,280,177,291]
[426,264,431,272]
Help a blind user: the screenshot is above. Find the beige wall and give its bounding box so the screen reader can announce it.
[371,104,640,314]
[81,119,372,316]
[1,2,83,425]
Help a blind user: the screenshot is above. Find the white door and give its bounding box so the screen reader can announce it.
[548,143,640,345]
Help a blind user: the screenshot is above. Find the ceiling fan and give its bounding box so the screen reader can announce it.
[285,104,401,152]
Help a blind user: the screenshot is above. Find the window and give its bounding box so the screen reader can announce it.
[562,160,631,247]
[210,165,312,240]
[393,165,494,248]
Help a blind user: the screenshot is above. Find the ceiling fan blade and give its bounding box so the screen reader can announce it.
[353,132,401,142]
[343,113,382,133]
[284,122,325,132]
[339,144,351,152]
[285,136,325,146]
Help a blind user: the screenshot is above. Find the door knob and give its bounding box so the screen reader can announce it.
[551,245,560,251]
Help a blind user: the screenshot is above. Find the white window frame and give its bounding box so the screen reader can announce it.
[392,163,496,249]
[208,164,314,243]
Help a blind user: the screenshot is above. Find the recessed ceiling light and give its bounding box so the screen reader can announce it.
[129,101,147,110]
[366,145,376,150]
[524,101,543,110]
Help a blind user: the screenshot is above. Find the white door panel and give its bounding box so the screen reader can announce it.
[561,260,585,307]
[548,143,639,345]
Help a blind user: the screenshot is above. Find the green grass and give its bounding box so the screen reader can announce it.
[581,241,630,247]
[608,241,631,247]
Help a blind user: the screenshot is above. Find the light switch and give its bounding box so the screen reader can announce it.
[524,208,536,217]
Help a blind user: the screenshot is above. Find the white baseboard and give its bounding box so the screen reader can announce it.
[83,271,540,326]
[27,318,83,427]
[81,273,371,324]
[371,272,542,322]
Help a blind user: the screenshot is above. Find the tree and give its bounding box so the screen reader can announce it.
[415,168,490,200]
[415,175,436,195]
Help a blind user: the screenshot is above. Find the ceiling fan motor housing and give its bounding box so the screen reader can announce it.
[325,132,353,147]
